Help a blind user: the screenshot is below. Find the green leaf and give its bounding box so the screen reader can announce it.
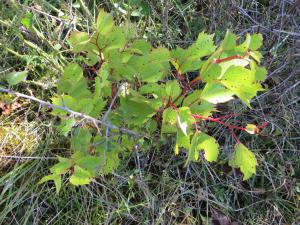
[96,141,121,174]
[51,95,78,115]
[104,27,126,52]
[249,33,263,50]
[220,66,264,108]
[230,143,257,180]
[57,118,76,136]
[196,132,219,162]
[68,32,90,52]
[21,12,33,29]
[140,83,162,97]
[235,34,251,53]
[58,63,82,92]
[187,32,216,58]
[101,151,120,174]
[190,101,216,117]
[58,63,92,99]
[201,63,222,82]
[218,57,249,78]
[135,47,170,82]
[222,30,237,50]
[70,165,93,185]
[186,132,219,165]
[249,51,263,63]
[186,132,201,164]
[96,9,114,35]
[75,156,101,176]
[170,46,186,71]
[39,174,62,195]
[39,174,58,184]
[161,108,178,133]
[201,83,234,104]
[71,128,92,152]
[254,66,267,81]
[181,59,204,74]
[130,39,151,55]
[5,71,28,85]
[177,107,194,136]
[165,80,181,100]
[77,98,94,114]
[50,157,72,174]
[182,90,202,107]
[120,94,157,126]
[176,130,191,149]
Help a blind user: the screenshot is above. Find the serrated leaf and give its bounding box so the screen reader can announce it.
[70,165,93,185]
[186,132,219,164]
[71,128,92,152]
[170,46,186,71]
[102,151,120,174]
[140,83,162,97]
[222,30,237,50]
[201,83,234,104]
[220,65,264,108]
[58,63,82,92]
[57,118,76,136]
[75,156,101,176]
[176,129,191,149]
[39,174,62,195]
[180,59,204,74]
[218,58,249,78]
[77,98,94,115]
[96,10,114,35]
[5,71,28,85]
[230,143,257,180]
[196,132,219,162]
[51,95,78,115]
[187,32,216,58]
[50,157,72,174]
[235,34,251,53]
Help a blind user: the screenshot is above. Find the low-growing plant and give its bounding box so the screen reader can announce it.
[38,10,268,193]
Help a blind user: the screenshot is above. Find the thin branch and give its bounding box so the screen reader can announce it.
[0,87,141,137]
[0,155,56,160]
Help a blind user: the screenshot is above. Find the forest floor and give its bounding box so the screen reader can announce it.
[0,0,299,224]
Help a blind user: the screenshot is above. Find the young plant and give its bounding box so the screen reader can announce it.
[40,10,268,193]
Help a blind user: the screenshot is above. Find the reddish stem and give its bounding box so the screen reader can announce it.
[214,53,250,64]
[192,114,246,131]
[231,129,241,143]
[172,76,202,105]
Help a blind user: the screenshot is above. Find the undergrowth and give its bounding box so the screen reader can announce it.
[0,0,299,224]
